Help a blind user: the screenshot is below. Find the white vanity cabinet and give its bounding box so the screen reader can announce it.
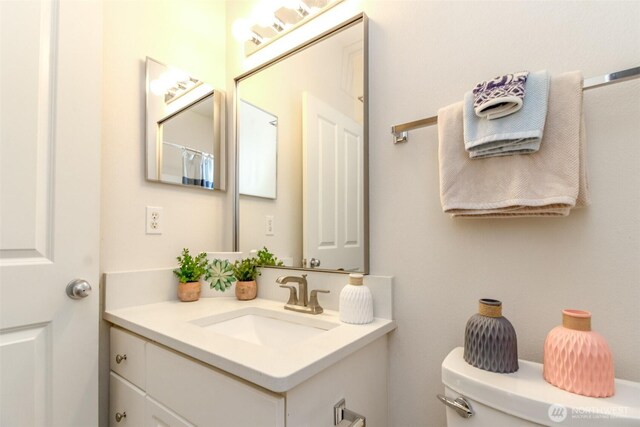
[109,327,284,427]
[144,341,285,426]
[109,372,146,427]
[109,326,389,426]
[110,328,197,427]
[146,396,196,427]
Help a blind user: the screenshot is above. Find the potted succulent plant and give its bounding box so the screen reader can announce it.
[232,257,260,300]
[205,258,237,292]
[173,248,208,302]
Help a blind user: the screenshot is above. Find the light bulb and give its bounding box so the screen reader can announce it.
[150,79,168,96]
[165,68,189,86]
[253,0,279,27]
[232,18,252,41]
[281,0,300,9]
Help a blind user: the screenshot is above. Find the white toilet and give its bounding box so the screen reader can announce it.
[440,347,640,426]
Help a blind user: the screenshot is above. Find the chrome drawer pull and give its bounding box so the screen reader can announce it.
[115,354,127,364]
[437,394,473,418]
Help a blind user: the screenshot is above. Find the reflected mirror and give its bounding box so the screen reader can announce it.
[146,57,225,190]
[239,100,278,199]
[235,14,368,273]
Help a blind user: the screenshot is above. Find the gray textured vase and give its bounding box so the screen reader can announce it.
[464,299,519,373]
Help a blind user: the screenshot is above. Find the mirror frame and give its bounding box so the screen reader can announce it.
[233,13,369,274]
[145,57,226,191]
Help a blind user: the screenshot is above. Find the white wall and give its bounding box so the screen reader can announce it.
[102,0,231,274]
[101,1,229,425]
[228,1,639,426]
[365,1,640,426]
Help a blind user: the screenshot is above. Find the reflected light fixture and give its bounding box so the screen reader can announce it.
[150,67,202,103]
[233,0,343,55]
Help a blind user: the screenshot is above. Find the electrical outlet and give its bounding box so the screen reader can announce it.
[146,206,163,235]
[265,215,274,236]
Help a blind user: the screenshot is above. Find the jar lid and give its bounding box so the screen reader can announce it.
[349,273,364,286]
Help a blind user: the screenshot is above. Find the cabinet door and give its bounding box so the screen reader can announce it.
[110,372,145,427]
[146,396,196,427]
[146,343,285,427]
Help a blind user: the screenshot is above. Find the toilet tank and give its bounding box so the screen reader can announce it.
[441,347,640,427]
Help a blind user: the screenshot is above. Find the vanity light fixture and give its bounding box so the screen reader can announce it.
[149,67,202,104]
[164,77,202,104]
[233,0,343,56]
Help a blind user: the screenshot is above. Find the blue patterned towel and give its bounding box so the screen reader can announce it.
[473,71,529,119]
[464,70,550,159]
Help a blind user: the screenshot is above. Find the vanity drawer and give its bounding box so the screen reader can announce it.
[109,372,145,427]
[146,395,196,427]
[110,327,146,389]
[146,343,285,427]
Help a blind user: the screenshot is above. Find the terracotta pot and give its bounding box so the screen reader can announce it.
[177,281,201,302]
[543,309,614,397]
[235,280,257,301]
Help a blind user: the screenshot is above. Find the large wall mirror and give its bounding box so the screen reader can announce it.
[146,57,226,191]
[235,14,368,273]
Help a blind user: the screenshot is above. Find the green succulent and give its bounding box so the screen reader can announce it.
[173,248,208,283]
[205,259,237,292]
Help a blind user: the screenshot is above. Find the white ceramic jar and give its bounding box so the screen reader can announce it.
[339,273,374,324]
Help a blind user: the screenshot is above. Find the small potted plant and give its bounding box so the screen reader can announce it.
[232,257,261,300]
[231,247,282,300]
[255,246,284,267]
[173,248,208,302]
[205,258,237,292]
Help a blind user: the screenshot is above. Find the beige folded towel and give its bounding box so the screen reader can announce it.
[438,71,589,218]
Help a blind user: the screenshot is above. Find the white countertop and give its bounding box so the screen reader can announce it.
[104,297,396,393]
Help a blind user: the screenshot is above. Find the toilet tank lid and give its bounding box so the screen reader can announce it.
[441,347,640,426]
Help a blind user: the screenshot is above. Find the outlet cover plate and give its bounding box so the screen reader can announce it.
[146,206,163,235]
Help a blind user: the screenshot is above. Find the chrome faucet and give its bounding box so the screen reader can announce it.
[276,274,329,315]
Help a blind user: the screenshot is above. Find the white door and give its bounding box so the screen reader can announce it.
[0,1,101,426]
[302,93,364,271]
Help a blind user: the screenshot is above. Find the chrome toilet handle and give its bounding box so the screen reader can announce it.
[437,394,474,418]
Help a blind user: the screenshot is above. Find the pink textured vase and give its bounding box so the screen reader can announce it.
[543,309,614,397]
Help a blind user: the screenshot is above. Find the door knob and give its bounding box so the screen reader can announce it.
[66,279,92,299]
[309,258,321,268]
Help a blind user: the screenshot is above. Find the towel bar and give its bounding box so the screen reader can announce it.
[391,65,640,144]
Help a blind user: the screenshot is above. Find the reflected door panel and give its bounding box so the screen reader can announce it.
[303,93,364,271]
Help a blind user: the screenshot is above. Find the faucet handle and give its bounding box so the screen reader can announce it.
[279,285,298,305]
[308,289,330,314]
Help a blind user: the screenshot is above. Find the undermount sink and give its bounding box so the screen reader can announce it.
[190,307,338,350]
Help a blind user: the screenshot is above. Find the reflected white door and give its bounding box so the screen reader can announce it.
[302,93,364,271]
[0,1,101,426]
